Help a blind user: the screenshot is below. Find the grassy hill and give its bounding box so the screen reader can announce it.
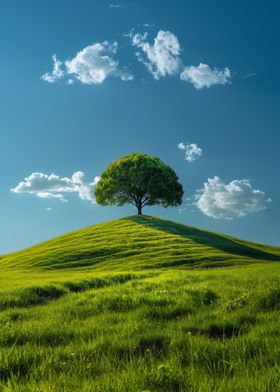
[0,216,280,391]
[1,215,280,272]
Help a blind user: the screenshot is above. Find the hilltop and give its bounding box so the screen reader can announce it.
[1,215,280,273]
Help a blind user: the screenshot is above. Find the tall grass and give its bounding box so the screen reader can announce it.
[0,265,280,391]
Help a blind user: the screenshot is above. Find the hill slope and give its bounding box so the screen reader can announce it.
[1,216,280,391]
[1,215,279,272]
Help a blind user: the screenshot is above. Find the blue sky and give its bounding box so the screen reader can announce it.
[1,0,279,253]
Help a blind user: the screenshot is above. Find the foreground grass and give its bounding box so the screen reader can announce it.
[1,216,280,391]
[0,264,280,391]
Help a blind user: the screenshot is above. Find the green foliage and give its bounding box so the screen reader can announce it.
[95,153,184,214]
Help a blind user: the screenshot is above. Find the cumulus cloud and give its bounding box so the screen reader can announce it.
[42,42,133,85]
[11,172,100,203]
[195,177,271,219]
[65,42,132,84]
[41,54,64,83]
[42,30,231,89]
[180,63,231,89]
[130,30,231,88]
[131,30,182,79]
[178,142,202,162]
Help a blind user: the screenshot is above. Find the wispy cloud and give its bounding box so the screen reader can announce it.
[180,63,231,89]
[109,3,123,9]
[195,176,271,219]
[42,42,133,85]
[142,23,155,28]
[242,72,257,80]
[11,172,100,203]
[41,54,64,83]
[178,142,203,162]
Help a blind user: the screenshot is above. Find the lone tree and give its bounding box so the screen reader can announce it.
[94,153,184,215]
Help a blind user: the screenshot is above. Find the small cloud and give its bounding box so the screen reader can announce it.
[109,3,123,9]
[242,72,257,80]
[37,191,67,202]
[46,207,53,211]
[180,63,231,89]
[42,42,133,85]
[177,197,193,214]
[123,28,135,39]
[11,171,100,204]
[139,23,155,28]
[41,54,64,83]
[131,30,182,79]
[178,206,186,214]
[195,176,271,219]
[65,42,118,84]
[178,142,202,162]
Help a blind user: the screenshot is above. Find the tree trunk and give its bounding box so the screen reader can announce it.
[137,205,142,215]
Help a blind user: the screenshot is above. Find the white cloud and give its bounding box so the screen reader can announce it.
[131,30,182,79]
[242,72,257,80]
[180,63,231,89]
[109,3,122,9]
[42,42,133,85]
[66,42,120,84]
[130,30,231,88]
[195,176,271,219]
[41,54,64,83]
[178,206,186,214]
[42,31,231,89]
[11,172,100,203]
[37,191,67,202]
[178,142,202,162]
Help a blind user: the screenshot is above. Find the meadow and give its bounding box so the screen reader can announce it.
[0,216,280,391]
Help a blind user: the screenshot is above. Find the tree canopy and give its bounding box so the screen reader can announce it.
[94,153,184,215]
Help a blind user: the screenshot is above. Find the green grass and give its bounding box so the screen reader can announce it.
[1,215,279,273]
[0,215,280,391]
